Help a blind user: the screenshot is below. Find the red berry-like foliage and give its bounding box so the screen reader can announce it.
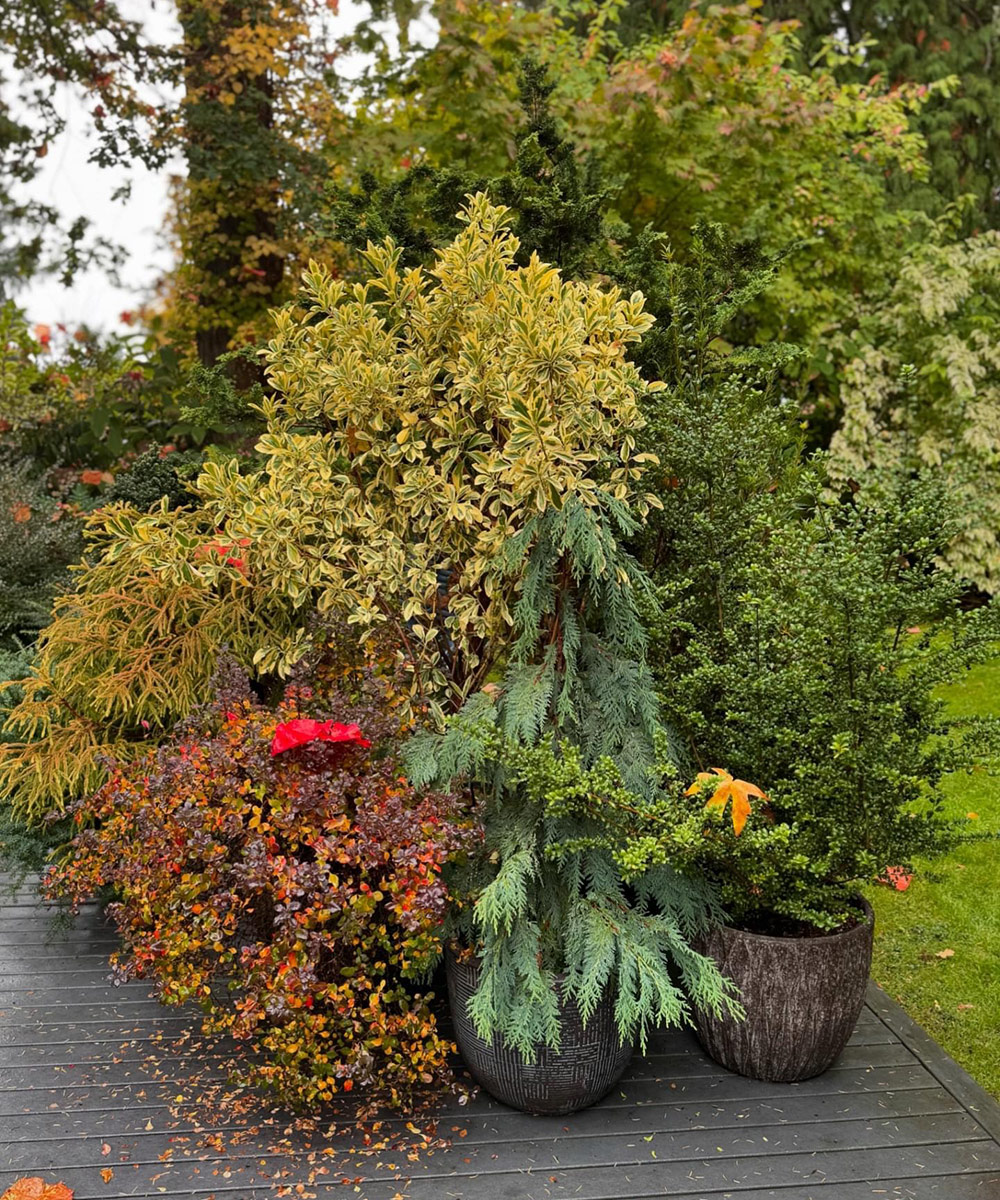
[46,660,476,1108]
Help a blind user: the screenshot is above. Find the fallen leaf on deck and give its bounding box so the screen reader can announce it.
[1,1181,74,1200]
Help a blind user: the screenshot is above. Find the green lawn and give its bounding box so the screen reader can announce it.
[865,655,1000,1097]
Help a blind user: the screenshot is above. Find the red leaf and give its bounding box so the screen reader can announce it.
[270,719,371,757]
[877,866,913,891]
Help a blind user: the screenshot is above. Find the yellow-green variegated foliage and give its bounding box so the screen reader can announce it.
[829,228,1000,590]
[198,194,660,711]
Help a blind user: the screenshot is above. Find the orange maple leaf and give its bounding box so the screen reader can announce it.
[685,768,766,837]
[1,1180,74,1200]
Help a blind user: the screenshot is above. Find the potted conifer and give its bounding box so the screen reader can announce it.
[411,725,739,1114]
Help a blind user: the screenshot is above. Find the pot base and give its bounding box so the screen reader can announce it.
[446,952,634,1115]
[693,900,874,1083]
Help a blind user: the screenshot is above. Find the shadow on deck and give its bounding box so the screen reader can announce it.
[2,885,999,1200]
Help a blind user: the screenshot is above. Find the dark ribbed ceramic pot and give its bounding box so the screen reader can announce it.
[446,950,634,1115]
[692,900,874,1083]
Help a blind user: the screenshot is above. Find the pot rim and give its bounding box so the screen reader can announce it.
[446,945,579,989]
[707,897,874,947]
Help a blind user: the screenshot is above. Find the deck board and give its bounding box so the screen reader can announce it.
[2,885,999,1200]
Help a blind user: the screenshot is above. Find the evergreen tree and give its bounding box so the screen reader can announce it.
[325,54,613,279]
[628,222,807,753]
[829,221,1000,589]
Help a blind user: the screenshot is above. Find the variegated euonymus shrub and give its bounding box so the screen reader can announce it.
[1,196,663,817]
[199,194,665,775]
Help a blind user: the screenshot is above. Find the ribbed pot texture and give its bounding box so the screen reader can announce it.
[446,950,634,1115]
[692,899,874,1083]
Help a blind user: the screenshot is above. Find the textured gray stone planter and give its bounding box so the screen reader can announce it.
[446,949,634,1115]
[693,899,874,1083]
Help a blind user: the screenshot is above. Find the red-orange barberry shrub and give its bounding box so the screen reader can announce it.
[46,658,475,1108]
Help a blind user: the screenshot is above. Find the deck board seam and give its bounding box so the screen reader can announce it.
[0,1107,973,1146]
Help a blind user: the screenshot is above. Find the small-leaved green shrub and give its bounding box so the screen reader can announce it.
[0,456,84,647]
[635,226,1000,931]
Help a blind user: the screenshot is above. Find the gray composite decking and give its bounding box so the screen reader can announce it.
[2,883,999,1200]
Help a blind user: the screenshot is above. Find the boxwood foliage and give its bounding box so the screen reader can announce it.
[636,225,1000,931]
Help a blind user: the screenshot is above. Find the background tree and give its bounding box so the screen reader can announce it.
[829,219,1000,591]
[325,53,613,278]
[614,0,999,231]
[761,0,1000,232]
[579,4,933,355]
[337,1,935,424]
[167,1,336,366]
[0,0,168,288]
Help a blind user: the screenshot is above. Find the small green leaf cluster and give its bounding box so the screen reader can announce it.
[0,642,74,893]
[0,455,83,649]
[655,477,1000,930]
[106,447,197,512]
